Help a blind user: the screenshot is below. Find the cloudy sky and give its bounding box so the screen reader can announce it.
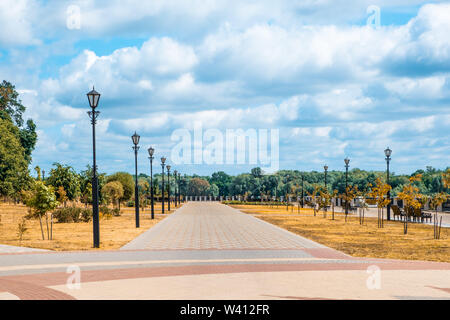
[1,0,449,176]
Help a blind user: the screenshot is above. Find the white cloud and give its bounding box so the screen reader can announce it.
[3,1,450,174]
[314,87,373,120]
[40,37,198,104]
[384,76,447,100]
[0,0,40,46]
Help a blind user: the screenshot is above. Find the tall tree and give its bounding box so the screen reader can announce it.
[187,178,210,196]
[79,165,106,203]
[210,171,231,196]
[0,81,37,162]
[26,181,59,240]
[46,163,80,201]
[101,181,124,209]
[138,178,150,210]
[0,116,31,198]
[106,172,134,209]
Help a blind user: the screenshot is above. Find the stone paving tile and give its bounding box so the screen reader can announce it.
[122,202,325,250]
[0,245,49,254]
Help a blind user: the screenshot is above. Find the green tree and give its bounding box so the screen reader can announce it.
[138,178,150,210]
[79,165,106,204]
[34,166,42,181]
[101,181,124,209]
[187,178,210,196]
[106,172,134,209]
[26,181,59,240]
[80,182,92,207]
[19,119,37,163]
[208,183,219,197]
[209,171,231,196]
[251,167,263,178]
[0,80,25,126]
[0,116,31,199]
[0,81,37,162]
[47,163,80,201]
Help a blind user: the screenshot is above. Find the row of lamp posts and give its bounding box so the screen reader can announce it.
[318,148,392,220]
[87,87,183,248]
[87,87,393,248]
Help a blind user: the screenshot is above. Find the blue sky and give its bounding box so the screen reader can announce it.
[0,0,449,176]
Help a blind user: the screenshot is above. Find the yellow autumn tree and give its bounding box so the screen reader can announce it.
[397,174,423,234]
[443,169,450,189]
[368,178,391,228]
[306,185,321,216]
[57,186,68,208]
[341,185,358,222]
[317,186,331,218]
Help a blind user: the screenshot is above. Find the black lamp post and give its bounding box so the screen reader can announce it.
[344,158,350,215]
[148,147,155,220]
[166,165,171,211]
[385,147,392,221]
[42,170,45,181]
[87,87,101,248]
[174,170,178,207]
[178,172,182,203]
[324,165,329,213]
[161,157,166,214]
[301,174,304,208]
[132,132,140,228]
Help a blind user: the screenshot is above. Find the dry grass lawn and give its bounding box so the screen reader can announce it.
[231,205,450,263]
[0,203,176,251]
[230,204,344,216]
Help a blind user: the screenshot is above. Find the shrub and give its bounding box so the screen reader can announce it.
[100,206,111,214]
[99,206,113,220]
[17,218,28,241]
[112,208,121,216]
[53,207,74,223]
[126,200,134,207]
[70,208,81,223]
[53,207,92,223]
[80,208,92,222]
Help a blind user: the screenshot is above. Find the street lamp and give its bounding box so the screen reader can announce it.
[385,147,392,220]
[131,132,140,228]
[161,157,166,214]
[178,172,182,203]
[301,174,304,208]
[344,158,350,215]
[173,170,178,207]
[148,147,155,219]
[87,87,101,248]
[166,165,171,211]
[42,170,45,181]
[324,165,329,213]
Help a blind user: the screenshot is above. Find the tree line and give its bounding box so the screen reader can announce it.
[182,167,450,199]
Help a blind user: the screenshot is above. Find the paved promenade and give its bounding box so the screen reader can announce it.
[0,202,449,300]
[122,202,325,250]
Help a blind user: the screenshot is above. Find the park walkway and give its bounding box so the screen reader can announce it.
[0,202,449,300]
[121,202,326,250]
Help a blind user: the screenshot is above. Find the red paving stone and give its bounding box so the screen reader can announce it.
[1,259,450,299]
[0,278,75,300]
